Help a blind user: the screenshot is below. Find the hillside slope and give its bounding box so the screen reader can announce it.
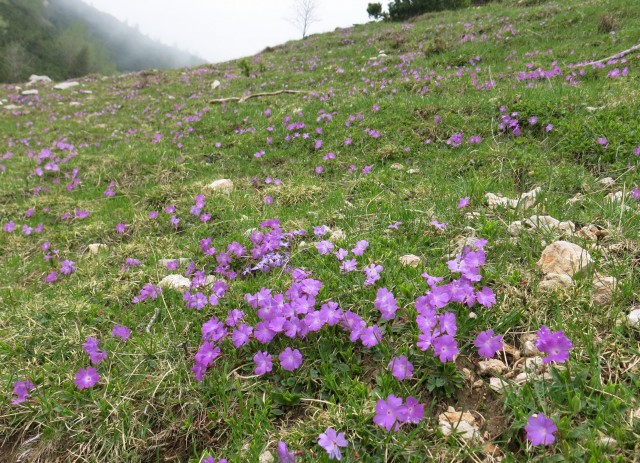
[0,0,639,462]
[0,0,204,82]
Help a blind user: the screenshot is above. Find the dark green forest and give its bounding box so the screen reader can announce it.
[0,0,205,83]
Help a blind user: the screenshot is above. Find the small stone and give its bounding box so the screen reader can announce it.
[468,312,477,319]
[472,379,484,389]
[508,221,524,235]
[53,81,80,90]
[158,274,191,293]
[87,243,108,254]
[575,225,599,241]
[524,356,544,372]
[521,215,575,235]
[407,168,420,174]
[539,272,574,292]
[3,104,21,110]
[211,80,221,89]
[28,74,52,84]
[205,275,219,285]
[489,377,507,393]
[258,450,274,463]
[203,179,234,194]
[478,359,507,376]
[537,241,593,276]
[399,254,421,267]
[329,229,346,242]
[501,343,521,360]
[598,177,615,188]
[21,89,39,96]
[390,163,405,170]
[485,187,540,210]
[628,308,640,327]
[157,258,191,267]
[438,409,481,441]
[566,193,584,205]
[599,436,618,448]
[462,368,473,380]
[605,191,624,204]
[592,273,617,306]
[522,340,540,357]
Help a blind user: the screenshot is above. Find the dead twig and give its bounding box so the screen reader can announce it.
[575,44,640,67]
[146,307,160,333]
[209,89,308,104]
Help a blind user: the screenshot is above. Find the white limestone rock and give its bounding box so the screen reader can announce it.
[203,179,234,194]
[537,241,593,276]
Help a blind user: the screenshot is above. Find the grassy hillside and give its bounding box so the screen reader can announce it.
[0,0,204,82]
[1,0,639,461]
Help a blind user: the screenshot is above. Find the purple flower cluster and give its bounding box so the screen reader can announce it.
[132,283,161,304]
[414,240,495,362]
[82,336,107,365]
[373,394,424,431]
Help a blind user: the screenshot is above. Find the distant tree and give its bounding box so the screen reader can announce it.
[2,42,31,82]
[366,3,384,20]
[288,0,320,39]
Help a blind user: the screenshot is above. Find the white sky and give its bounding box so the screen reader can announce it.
[80,0,374,63]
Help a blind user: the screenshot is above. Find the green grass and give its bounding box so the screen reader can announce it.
[1,0,640,461]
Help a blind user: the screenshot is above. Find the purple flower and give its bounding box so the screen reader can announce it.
[115,223,127,234]
[373,394,406,431]
[12,380,35,404]
[203,457,227,463]
[597,137,609,149]
[363,263,383,286]
[474,330,503,358]
[316,240,335,255]
[44,271,58,283]
[525,414,557,446]
[432,335,459,362]
[476,287,496,307]
[318,428,348,461]
[277,441,296,463]
[340,259,357,273]
[402,396,424,424]
[535,326,572,363]
[374,287,398,320]
[232,324,253,347]
[631,188,640,201]
[254,351,273,375]
[360,325,382,347]
[388,355,414,380]
[447,132,464,147]
[545,123,554,132]
[112,325,131,341]
[279,347,303,371]
[60,260,76,275]
[430,220,447,230]
[352,240,369,256]
[75,366,100,389]
[457,196,470,209]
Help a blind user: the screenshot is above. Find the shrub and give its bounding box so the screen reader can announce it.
[388,0,471,21]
